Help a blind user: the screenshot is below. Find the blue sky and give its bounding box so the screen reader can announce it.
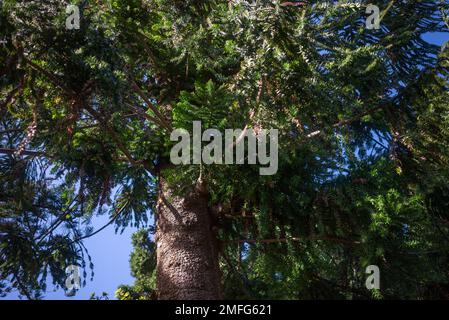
[1,30,448,301]
[4,214,144,300]
[423,32,448,46]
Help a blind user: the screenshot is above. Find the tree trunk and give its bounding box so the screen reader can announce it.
[155,175,222,299]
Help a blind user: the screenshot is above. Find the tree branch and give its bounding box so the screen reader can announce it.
[228,235,360,246]
[22,57,76,98]
[125,101,166,130]
[130,80,172,131]
[0,147,45,157]
[0,84,23,113]
[68,203,129,245]
[83,105,153,173]
[305,104,388,138]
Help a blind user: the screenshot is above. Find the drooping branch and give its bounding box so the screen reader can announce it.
[12,274,34,300]
[228,235,361,246]
[68,202,129,245]
[35,196,80,246]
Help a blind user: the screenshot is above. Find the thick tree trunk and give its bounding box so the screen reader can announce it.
[155,175,222,299]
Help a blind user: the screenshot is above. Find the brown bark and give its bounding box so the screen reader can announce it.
[155,175,222,300]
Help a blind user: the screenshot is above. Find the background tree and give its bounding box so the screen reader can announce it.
[116,229,156,300]
[1,0,449,299]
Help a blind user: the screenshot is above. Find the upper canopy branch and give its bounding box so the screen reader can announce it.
[305,104,389,139]
[130,80,172,132]
[83,105,154,174]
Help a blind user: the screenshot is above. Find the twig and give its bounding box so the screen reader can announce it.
[305,104,388,138]
[227,235,360,246]
[0,147,46,157]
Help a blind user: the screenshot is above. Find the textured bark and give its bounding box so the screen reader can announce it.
[155,175,222,300]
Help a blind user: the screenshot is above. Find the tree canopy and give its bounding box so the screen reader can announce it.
[1,0,449,299]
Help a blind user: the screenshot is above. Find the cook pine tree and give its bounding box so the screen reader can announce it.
[1,0,449,299]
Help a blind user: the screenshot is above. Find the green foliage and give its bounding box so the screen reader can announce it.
[116,229,156,300]
[1,0,449,299]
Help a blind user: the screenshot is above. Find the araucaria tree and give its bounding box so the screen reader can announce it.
[1,0,449,300]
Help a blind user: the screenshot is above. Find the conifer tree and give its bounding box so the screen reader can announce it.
[1,0,449,299]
